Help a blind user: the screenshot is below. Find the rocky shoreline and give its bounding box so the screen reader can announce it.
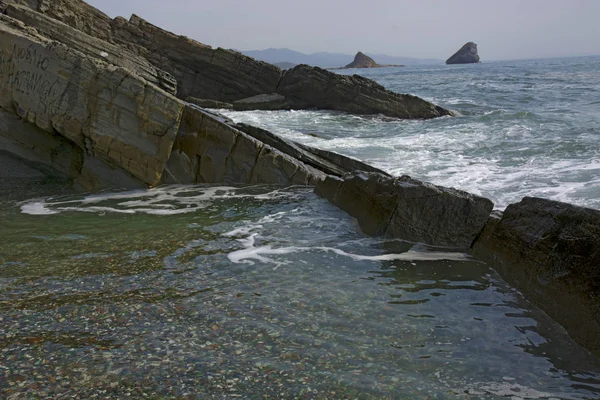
[0,0,598,358]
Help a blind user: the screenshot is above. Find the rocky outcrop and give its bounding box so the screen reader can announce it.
[446,42,480,65]
[161,105,326,186]
[341,51,404,69]
[2,0,598,360]
[0,13,345,190]
[345,52,378,68]
[0,14,184,188]
[1,2,177,94]
[472,197,600,356]
[3,0,113,41]
[109,14,282,103]
[1,0,451,119]
[236,123,387,178]
[277,65,452,119]
[315,172,494,248]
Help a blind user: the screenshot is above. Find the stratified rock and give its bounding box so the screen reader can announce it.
[2,3,177,94]
[2,0,114,41]
[472,197,600,356]
[315,172,493,247]
[278,65,453,119]
[344,52,378,68]
[446,42,480,64]
[233,93,288,111]
[3,0,451,120]
[162,105,326,186]
[0,14,184,188]
[110,14,282,103]
[236,123,387,178]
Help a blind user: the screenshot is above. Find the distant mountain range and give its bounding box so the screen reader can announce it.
[240,48,443,68]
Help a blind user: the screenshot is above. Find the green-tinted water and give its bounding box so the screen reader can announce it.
[1,179,599,398]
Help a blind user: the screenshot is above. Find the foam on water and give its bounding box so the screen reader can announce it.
[219,56,600,210]
[19,185,305,216]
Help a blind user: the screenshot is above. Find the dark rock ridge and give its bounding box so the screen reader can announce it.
[446,42,480,65]
[1,0,451,119]
[340,51,404,69]
[276,65,450,118]
[315,172,494,248]
[0,0,598,359]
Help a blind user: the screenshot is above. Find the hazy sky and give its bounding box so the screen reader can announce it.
[87,0,600,60]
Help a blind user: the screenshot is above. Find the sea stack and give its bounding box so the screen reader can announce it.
[446,42,480,64]
[344,52,379,68]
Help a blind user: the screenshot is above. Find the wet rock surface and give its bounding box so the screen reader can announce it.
[472,197,600,356]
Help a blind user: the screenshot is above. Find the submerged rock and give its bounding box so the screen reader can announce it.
[472,197,600,356]
[446,42,480,64]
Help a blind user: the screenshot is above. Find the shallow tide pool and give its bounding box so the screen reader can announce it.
[1,180,599,399]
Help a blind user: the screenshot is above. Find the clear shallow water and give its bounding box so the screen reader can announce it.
[220,56,600,210]
[1,180,600,398]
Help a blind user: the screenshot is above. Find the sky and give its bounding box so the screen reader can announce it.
[86,0,600,61]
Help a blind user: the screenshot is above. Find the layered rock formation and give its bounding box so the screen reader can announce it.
[341,51,404,69]
[446,42,480,65]
[1,0,451,119]
[0,0,598,360]
[0,8,385,189]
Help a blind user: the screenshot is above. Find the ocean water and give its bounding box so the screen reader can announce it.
[2,57,600,398]
[221,56,600,210]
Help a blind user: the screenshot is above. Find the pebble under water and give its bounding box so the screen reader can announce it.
[1,179,599,399]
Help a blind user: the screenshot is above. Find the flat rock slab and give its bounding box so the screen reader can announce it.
[315,172,493,248]
[472,197,600,356]
[233,93,288,111]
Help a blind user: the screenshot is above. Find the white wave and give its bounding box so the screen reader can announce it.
[20,201,58,215]
[20,185,305,216]
[225,211,471,266]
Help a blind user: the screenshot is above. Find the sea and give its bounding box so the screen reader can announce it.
[1,56,599,398]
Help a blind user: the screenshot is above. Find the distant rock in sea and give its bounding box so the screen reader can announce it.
[344,52,378,68]
[334,52,404,70]
[446,42,480,64]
